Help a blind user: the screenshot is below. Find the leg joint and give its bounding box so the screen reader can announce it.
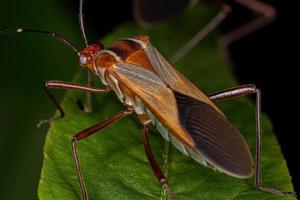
[124,107,134,115]
[160,178,168,185]
[71,137,79,145]
[138,114,152,126]
[44,81,50,90]
[222,4,232,14]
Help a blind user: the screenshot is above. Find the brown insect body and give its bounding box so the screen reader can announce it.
[78,35,254,178]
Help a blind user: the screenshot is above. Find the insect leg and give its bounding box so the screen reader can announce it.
[71,107,134,200]
[220,0,276,50]
[84,71,93,113]
[37,80,110,127]
[141,120,176,200]
[169,5,230,64]
[208,84,257,102]
[208,84,296,197]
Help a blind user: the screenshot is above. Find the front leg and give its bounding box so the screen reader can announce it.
[208,84,296,197]
[37,80,110,127]
[84,70,93,113]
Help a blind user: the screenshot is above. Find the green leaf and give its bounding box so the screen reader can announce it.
[38,5,295,200]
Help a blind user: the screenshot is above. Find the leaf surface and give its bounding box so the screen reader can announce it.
[38,5,295,200]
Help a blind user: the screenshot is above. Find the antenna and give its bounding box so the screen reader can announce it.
[79,0,88,46]
[0,28,79,54]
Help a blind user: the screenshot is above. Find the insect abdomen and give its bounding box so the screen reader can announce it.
[144,108,209,168]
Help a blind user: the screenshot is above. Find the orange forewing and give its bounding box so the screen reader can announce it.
[112,65,196,148]
[126,50,156,73]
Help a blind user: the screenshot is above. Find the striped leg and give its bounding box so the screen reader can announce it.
[208,84,296,197]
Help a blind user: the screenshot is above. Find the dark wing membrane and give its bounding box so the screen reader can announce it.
[175,91,254,178]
